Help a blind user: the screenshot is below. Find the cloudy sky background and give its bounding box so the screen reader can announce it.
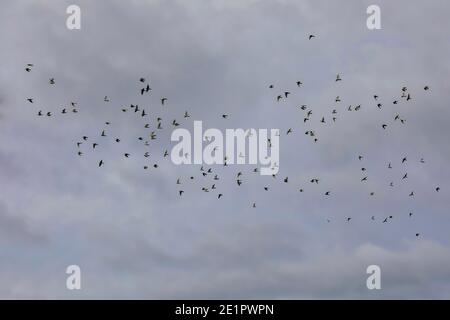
[0,0,449,299]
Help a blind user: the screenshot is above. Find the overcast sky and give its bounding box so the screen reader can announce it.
[0,0,449,299]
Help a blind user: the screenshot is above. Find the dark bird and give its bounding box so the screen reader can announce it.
[284,91,290,98]
[179,190,184,196]
[308,34,315,40]
[218,194,223,199]
[402,173,408,180]
[49,78,55,84]
[161,98,167,105]
[124,153,130,158]
[296,81,302,87]
[335,74,342,82]
[98,160,104,167]
[27,98,34,103]
[402,157,407,164]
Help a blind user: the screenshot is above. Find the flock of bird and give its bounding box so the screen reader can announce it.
[24,34,441,238]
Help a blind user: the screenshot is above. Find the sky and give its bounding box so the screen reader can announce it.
[0,0,449,299]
